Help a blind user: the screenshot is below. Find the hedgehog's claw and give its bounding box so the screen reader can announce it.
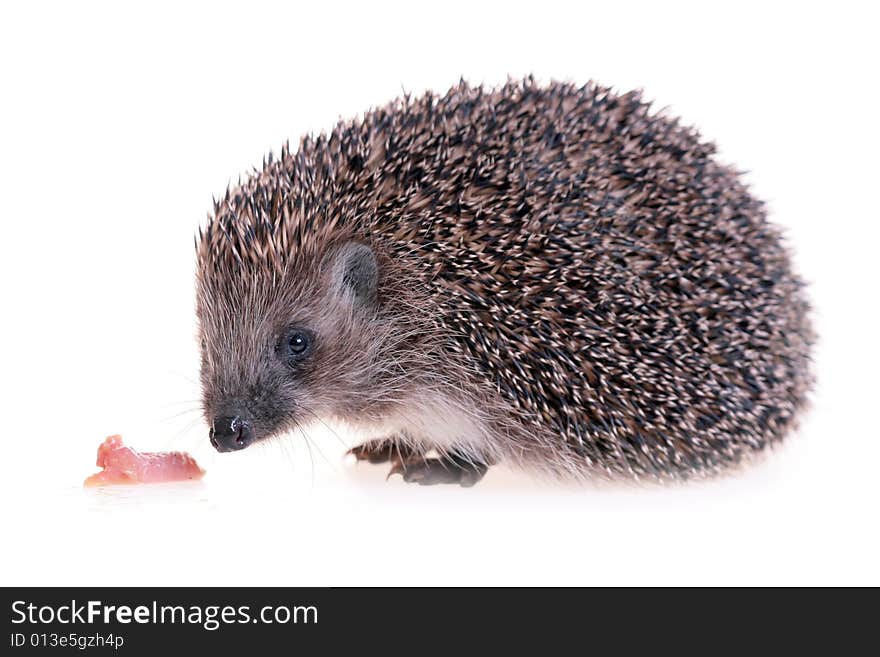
[386,459,406,480]
[390,455,488,487]
[348,439,414,464]
[350,440,488,486]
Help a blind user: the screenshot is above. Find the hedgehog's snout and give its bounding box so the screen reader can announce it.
[209,415,255,452]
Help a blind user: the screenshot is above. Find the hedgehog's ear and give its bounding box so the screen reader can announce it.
[328,242,378,307]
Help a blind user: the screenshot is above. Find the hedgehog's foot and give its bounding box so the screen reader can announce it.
[347,439,416,464]
[389,453,489,487]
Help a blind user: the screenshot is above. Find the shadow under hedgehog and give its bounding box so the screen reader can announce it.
[196,78,813,487]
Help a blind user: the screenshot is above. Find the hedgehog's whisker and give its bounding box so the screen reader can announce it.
[167,370,200,387]
[292,418,315,488]
[300,407,350,451]
[294,415,336,473]
[164,416,203,452]
[157,406,202,424]
[275,434,297,477]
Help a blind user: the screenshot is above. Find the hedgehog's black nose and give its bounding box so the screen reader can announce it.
[210,416,254,452]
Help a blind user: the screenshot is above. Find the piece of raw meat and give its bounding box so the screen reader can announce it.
[84,435,205,487]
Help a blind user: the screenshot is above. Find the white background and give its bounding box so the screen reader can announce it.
[1,1,877,586]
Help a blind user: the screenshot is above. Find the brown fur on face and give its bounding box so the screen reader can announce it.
[197,235,426,441]
[195,77,814,480]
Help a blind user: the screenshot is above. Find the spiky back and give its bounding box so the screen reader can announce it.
[199,78,813,478]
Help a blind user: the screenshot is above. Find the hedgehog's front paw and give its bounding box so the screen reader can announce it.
[389,455,488,487]
[347,439,414,464]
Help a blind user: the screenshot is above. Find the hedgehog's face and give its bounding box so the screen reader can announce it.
[197,241,381,452]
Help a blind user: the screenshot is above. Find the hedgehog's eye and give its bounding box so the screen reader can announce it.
[289,333,308,354]
[279,328,313,365]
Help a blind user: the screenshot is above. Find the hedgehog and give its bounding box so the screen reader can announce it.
[195,77,813,486]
